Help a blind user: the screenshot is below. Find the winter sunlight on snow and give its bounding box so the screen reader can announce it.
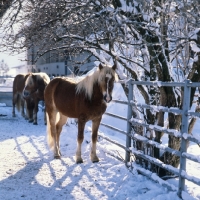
[0,83,200,200]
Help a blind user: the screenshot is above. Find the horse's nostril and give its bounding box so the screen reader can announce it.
[103,95,107,102]
[103,95,112,103]
[24,91,29,97]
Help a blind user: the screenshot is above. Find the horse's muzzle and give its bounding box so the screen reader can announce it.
[103,94,112,103]
[23,90,30,99]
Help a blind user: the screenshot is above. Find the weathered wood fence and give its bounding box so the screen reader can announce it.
[100,79,200,199]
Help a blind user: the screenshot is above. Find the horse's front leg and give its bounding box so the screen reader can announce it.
[26,99,34,123]
[24,101,29,120]
[90,118,101,163]
[76,118,86,163]
[33,100,39,125]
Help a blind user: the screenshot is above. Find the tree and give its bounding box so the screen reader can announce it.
[0,0,13,19]
[0,59,9,76]
[0,0,200,177]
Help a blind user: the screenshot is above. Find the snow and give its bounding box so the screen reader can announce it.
[0,83,200,200]
[190,41,200,53]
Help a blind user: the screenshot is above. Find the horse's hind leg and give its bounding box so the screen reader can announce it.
[55,113,68,157]
[21,98,26,118]
[12,93,17,117]
[76,118,86,163]
[47,110,60,158]
[44,107,47,125]
[90,118,101,163]
[42,101,47,125]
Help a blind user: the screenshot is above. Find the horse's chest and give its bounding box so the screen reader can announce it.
[87,101,107,118]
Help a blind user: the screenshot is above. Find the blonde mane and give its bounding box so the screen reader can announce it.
[25,73,34,86]
[76,66,117,100]
[25,73,50,86]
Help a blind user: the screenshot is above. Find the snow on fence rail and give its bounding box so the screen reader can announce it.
[99,79,200,199]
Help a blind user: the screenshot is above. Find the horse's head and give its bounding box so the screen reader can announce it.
[23,74,38,99]
[98,63,117,103]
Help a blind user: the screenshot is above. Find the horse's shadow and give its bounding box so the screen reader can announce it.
[0,158,118,200]
[0,128,122,200]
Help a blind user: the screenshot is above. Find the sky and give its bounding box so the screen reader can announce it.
[0,82,200,200]
[0,51,26,68]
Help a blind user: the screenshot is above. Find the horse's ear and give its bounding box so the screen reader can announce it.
[32,74,37,81]
[99,63,104,70]
[112,63,117,71]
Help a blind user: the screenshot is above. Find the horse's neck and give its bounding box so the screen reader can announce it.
[35,81,45,100]
[91,83,103,100]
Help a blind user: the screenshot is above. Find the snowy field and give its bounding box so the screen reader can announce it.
[0,83,200,200]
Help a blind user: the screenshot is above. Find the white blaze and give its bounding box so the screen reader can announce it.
[105,74,112,102]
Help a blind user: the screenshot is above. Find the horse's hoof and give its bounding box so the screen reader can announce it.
[92,160,99,163]
[91,155,99,163]
[54,155,61,159]
[76,159,83,164]
[33,122,38,125]
[29,120,34,123]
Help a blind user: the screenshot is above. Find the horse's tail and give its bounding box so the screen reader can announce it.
[16,94,21,112]
[46,111,60,150]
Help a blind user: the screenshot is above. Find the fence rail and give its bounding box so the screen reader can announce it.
[1,77,200,198]
[100,79,200,199]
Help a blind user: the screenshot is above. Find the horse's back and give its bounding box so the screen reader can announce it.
[44,77,62,107]
[13,73,28,93]
[45,77,76,101]
[45,77,106,119]
[45,77,78,117]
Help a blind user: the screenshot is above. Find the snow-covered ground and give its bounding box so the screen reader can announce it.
[0,83,200,200]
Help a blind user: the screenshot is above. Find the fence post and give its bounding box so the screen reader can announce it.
[177,79,191,198]
[125,79,133,165]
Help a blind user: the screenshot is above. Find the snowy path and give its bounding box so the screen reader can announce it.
[0,106,189,200]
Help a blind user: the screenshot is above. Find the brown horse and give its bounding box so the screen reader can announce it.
[12,73,30,119]
[44,63,118,163]
[23,72,50,125]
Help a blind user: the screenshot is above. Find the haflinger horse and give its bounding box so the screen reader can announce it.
[23,72,50,125]
[45,63,118,163]
[12,73,30,119]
